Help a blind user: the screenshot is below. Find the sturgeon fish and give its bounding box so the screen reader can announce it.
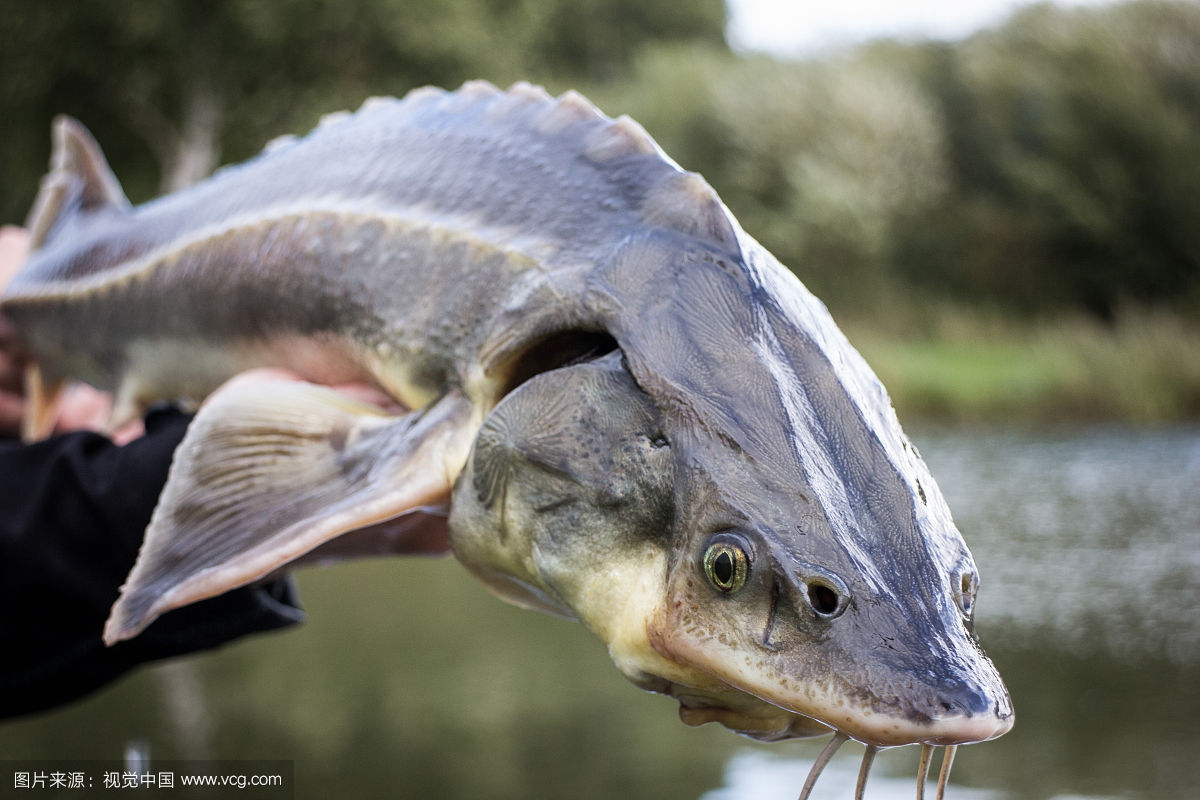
[2,81,1012,796]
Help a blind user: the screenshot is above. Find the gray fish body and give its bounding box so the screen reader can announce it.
[6,84,679,413]
[2,82,1011,752]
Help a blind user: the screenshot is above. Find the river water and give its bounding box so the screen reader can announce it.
[2,425,1198,799]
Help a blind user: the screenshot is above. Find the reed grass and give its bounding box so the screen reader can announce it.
[842,308,1200,424]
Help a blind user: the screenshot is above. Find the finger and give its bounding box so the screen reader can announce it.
[327,383,408,414]
[111,419,147,446]
[215,368,406,414]
[54,383,113,434]
[0,226,31,289]
[212,367,308,397]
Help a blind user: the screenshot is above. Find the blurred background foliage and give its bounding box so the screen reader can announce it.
[1,0,1197,421]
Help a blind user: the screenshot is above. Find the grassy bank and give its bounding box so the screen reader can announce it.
[842,309,1200,425]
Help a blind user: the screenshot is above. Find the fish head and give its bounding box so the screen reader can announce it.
[450,338,1011,749]
[456,219,1011,747]
[646,455,1013,747]
[576,231,1014,746]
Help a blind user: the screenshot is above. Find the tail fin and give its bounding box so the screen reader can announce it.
[25,116,129,248]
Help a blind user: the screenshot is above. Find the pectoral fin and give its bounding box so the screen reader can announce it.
[103,379,474,644]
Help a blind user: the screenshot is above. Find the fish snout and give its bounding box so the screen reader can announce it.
[766,565,1015,747]
[912,665,1014,746]
[839,629,1015,747]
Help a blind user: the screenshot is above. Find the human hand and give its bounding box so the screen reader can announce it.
[211,368,406,414]
[0,226,31,437]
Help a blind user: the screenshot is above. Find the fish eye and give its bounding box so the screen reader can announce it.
[703,537,750,594]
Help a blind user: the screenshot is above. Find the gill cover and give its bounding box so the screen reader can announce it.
[452,354,777,730]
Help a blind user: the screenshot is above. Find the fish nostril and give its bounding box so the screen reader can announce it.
[954,567,979,621]
[793,564,850,618]
[807,583,840,616]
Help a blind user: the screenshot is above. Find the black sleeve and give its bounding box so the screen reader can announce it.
[0,408,304,719]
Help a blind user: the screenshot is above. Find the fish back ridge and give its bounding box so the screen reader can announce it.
[151,81,737,257]
[10,81,739,300]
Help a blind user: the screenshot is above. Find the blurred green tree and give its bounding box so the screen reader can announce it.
[892,2,1200,318]
[0,0,726,218]
[602,2,1200,321]
[595,45,947,312]
[3,0,1198,322]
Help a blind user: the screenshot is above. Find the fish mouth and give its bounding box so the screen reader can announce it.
[669,683,1013,747]
[816,703,1013,748]
[669,685,1012,800]
[648,632,1014,748]
[647,613,1014,748]
[767,682,1015,748]
[647,620,1014,747]
[671,689,833,742]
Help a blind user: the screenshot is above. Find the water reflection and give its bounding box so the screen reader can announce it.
[704,748,1003,800]
[914,426,1199,800]
[923,425,1200,665]
[1,426,1197,799]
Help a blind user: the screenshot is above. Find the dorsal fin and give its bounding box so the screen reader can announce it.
[25,116,129,248]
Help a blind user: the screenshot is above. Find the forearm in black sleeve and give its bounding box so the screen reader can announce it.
[0,408,303,719]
